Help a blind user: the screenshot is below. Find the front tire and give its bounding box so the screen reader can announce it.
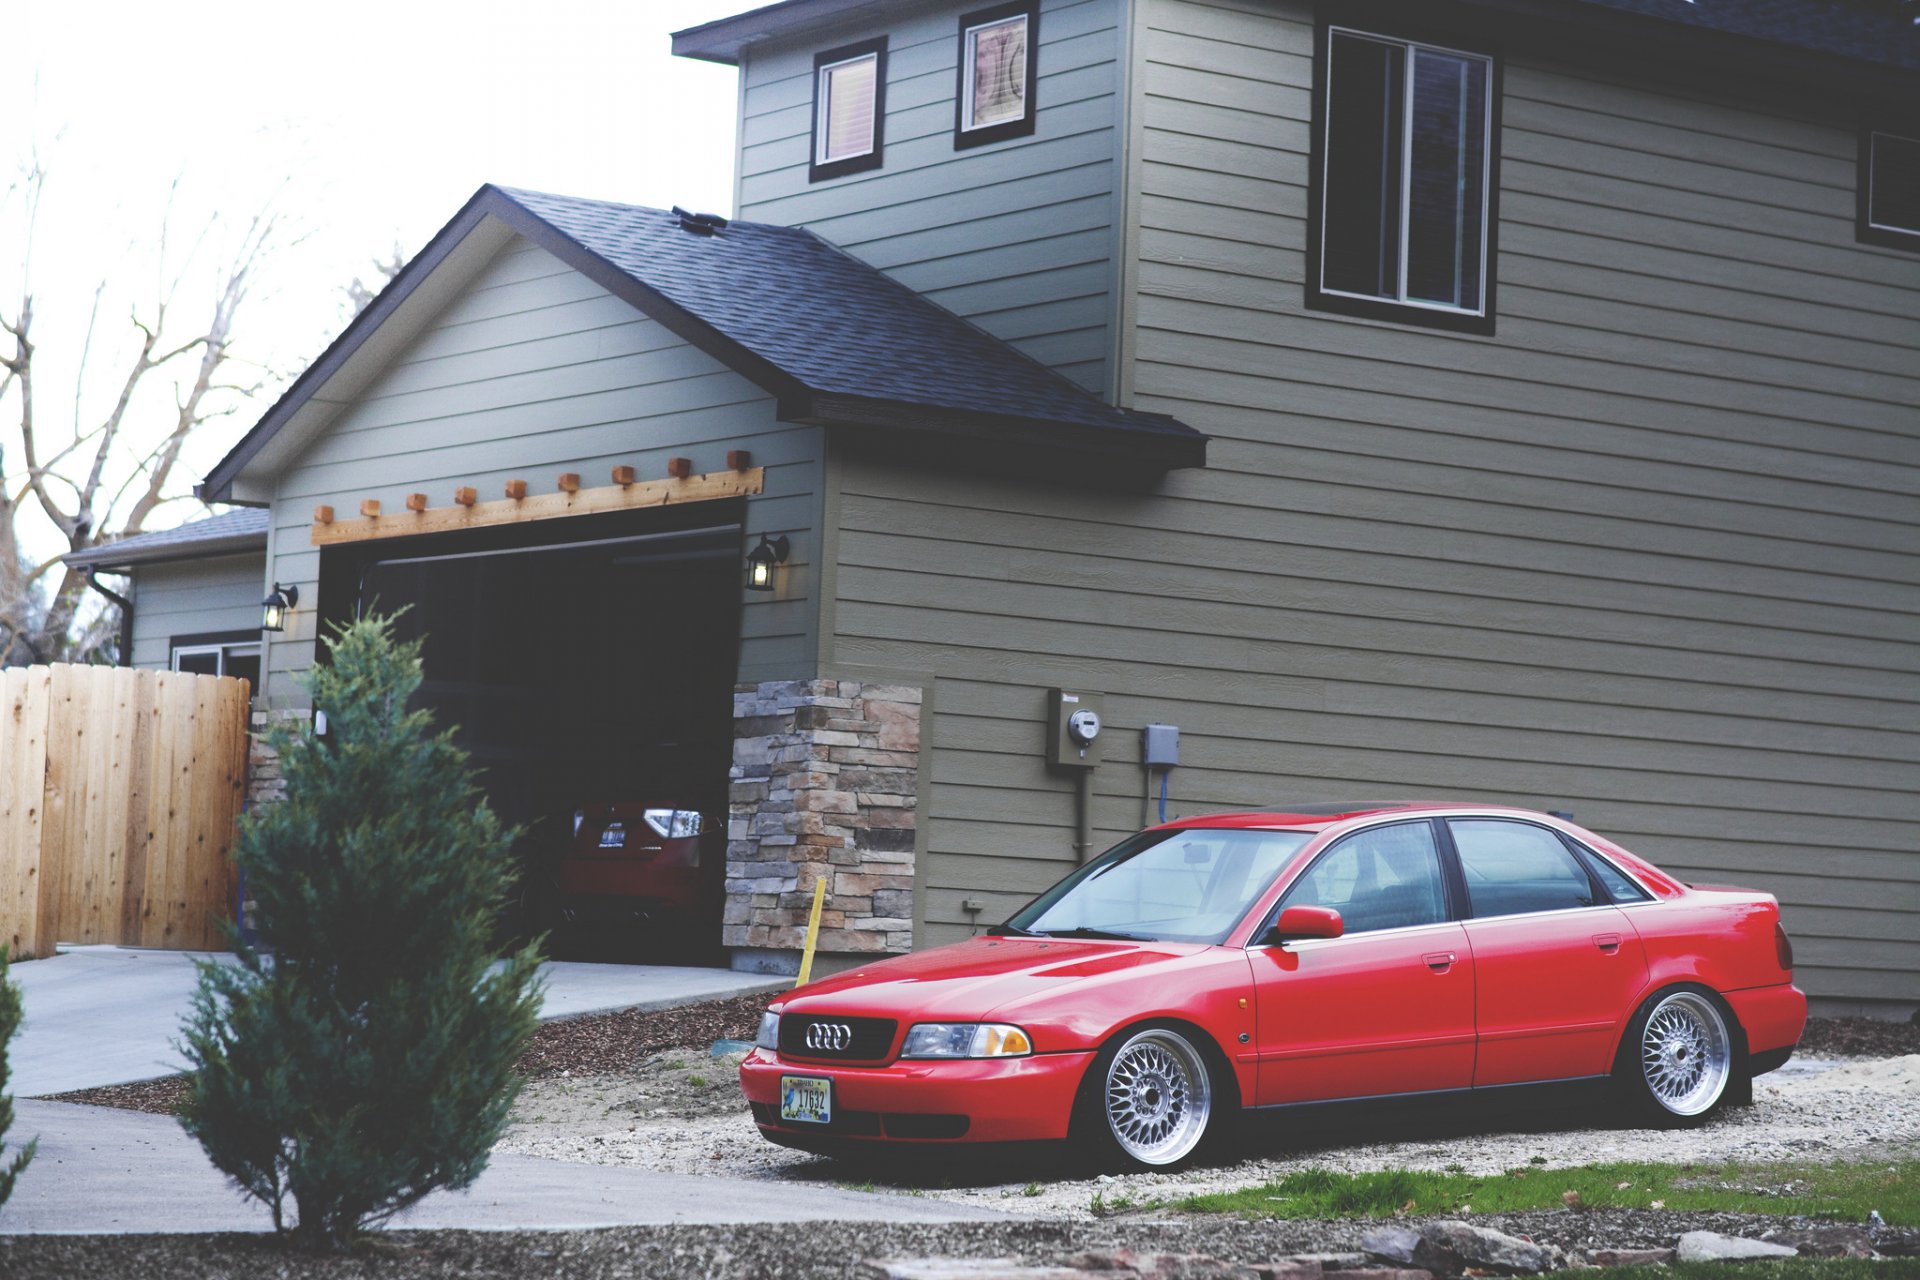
[1618,987,1737,1125]
[1077,1025,1221,1170]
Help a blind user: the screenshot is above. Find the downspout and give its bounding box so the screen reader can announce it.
[85,571,134,667]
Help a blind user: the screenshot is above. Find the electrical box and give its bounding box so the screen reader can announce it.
[1045,689,1105,768]
[1143,723,1180,767]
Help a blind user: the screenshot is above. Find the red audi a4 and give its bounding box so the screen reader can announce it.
[739,804,1806,1169]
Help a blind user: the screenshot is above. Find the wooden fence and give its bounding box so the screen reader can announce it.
[0,664,251,959]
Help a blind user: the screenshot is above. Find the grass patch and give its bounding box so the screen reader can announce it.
[1609,1266,1919,1279]
[1178,1160,1917,1224]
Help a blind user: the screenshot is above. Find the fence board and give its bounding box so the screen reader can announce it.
[0,664,248,958]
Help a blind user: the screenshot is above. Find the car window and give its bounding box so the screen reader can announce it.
[1574,843,1652,902]
[1451,819,1598,917]
[1278,820,1448,935]
[1008,828,1312,944]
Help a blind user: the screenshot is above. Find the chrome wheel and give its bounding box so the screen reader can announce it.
[1639,990,1731,1117]
[1103,1028,1212,1166]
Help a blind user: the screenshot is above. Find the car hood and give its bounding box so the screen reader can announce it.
[778,936,1205,1023]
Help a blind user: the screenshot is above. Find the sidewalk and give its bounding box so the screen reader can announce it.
[1,1101,1002,1233]
[11,945,785,1096]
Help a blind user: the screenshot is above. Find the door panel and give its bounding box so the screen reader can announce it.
[1252,921,1477,1104]
[1464,906,1647,1084]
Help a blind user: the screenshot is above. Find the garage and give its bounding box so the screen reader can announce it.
[314,500,746,964]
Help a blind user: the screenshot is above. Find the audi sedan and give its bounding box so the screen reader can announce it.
[739,804,1806,1169]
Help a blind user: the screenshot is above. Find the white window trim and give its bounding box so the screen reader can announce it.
[815,51,879,166]
[1866,129,1920,237]
[171,641,260,676]
[960,13,1030,134]
[1319,26,1494,318]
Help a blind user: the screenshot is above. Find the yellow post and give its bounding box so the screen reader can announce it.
[795,874,828,988]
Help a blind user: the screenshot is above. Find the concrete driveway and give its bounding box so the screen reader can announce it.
[10,945,785,1097]
[1,1100,1002,1233]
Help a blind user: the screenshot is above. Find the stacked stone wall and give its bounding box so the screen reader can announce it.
[727,679,920,955]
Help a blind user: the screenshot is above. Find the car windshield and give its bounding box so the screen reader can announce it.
[1002,828,1314,945]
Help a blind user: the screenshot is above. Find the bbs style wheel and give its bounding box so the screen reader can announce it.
[1619,987,1737,1124]
[1078,1025,1220,1169]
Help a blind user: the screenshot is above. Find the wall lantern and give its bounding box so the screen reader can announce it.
[261,583,300,633]
[745,534,790,592]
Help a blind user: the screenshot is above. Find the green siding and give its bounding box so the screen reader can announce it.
[261,234,824,706]
[734,0,1125,396]
[825,0,1919,1015]
[128,554,267,669]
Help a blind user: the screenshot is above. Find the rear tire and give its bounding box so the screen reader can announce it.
[1073,1024,1229,1171]
[1616,986,1739,1126]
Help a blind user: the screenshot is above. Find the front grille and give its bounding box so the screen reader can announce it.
[778,1014,897,1061]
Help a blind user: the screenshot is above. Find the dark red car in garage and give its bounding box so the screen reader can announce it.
[740,803,1806,1167]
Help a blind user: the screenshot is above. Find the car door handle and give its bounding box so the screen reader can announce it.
[1594,933,1621,953]
[1423,951,1457,972]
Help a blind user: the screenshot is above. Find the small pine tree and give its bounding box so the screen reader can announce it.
[0,946,35,1210]
[180,613,542,1251]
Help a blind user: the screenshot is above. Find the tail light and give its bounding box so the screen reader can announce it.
[1775,921,1794,971]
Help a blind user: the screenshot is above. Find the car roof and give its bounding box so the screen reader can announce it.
[1168,801,1550,829]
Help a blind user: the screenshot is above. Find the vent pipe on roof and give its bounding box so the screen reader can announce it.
[672,206,729,236]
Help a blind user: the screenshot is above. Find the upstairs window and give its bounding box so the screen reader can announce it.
[955,2,1038,149]
[1859,127,1920,251]
[1309,24,1499,333]
[811,38,887,182]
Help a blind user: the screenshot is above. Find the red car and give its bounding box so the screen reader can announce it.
[740,803,1806,1168]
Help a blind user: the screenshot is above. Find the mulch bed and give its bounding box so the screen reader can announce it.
[37,990,775,1116]
[37,1007,1917,1120]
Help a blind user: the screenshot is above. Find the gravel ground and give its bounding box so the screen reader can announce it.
[494,1054,1920,1220]
[1,1209,1905,1279]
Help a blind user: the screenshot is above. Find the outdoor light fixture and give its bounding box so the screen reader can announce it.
[261,583,300,633]
[744,533,790,592]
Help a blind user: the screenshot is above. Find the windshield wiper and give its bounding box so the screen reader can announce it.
[985,923,1037,937]
[1032,926,1148,941]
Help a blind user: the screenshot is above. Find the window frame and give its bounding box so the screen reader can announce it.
[954,1,1039,151]
[1305,16,1503,335]
[1440,817,1612,920]
[1256,818,1461,941]
[809,37,888,183]
[1857,122,1920,253]
[170,630,261,683]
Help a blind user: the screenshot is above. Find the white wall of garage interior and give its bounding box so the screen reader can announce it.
[256,233,826,710]
[127,554,269,671]
[799,0,1917,1015]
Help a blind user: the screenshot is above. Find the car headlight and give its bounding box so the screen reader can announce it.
[756,1011,780,1051]
[901,1022,1032,1059]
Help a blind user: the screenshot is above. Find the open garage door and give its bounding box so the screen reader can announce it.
[319,504,744,964]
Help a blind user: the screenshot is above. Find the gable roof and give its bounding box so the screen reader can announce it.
[673,0,1918,82]
[201,185,1202,503]
[62,508,269,571]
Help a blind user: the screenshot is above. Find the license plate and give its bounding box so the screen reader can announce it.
[779,1074,832,1125]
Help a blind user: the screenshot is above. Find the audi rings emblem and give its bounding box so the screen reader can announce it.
[804,1022,854,1052]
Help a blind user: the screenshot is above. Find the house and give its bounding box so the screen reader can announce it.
[90,0,1917,1016]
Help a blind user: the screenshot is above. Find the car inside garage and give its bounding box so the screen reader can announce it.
[315,501,745,964]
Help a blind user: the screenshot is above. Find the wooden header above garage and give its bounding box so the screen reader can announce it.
[310,466,765,547]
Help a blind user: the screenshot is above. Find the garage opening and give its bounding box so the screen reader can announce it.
[316,502,744,965]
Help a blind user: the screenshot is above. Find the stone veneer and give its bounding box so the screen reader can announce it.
[245,709,300,806]
[727,679,920,956]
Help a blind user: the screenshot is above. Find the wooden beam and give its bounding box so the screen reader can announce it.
[504,479,527,500]
[557,472,580,493]
[612,465,636,487]
[727,449,752,472]
[314,505,334,524]
[311,468,766,547]
[405,492,428,512]
[360,499,381,518]
[454,487,477,506]
[667,456,692,479]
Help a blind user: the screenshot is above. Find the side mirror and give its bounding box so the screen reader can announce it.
[1265,905,1344,946]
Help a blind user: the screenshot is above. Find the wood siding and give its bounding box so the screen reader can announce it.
[828,0,1919,1014]
[129,554,267,670]
[734,0,1125,396]
[261,234,824,705]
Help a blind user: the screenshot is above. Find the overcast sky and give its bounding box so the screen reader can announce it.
[2,0,747,561]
